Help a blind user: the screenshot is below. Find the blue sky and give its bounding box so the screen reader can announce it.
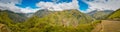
[16,0,88,11]
[0,0,120,13]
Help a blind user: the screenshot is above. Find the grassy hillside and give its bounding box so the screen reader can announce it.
[0,11,13,24]
[18,16,94,32]
[34,9,94,24]
[88,10,113,20]
[0,9,98,32]
[108,9,120,20]
[0,10,27,22]
[18,9,95,32]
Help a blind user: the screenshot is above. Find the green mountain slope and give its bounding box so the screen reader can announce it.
[88,10,113,20]
[33,9,52,17]
[0,10,27,22]
[0,11,13,24]
[33,9,94,26]
[108,9,120,20]
[20,9,94,32]
[0,9,95,32]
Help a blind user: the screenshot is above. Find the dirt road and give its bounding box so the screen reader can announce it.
[92,20,120,32]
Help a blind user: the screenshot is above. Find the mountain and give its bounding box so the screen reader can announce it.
[0,10,27,22]
[0,10,13,24]
[24,13,34,17]
[32,9,94,26]
[88,10,113,20]
[0,9,95,32]
[33,9,52,17]
[108,9,120,20]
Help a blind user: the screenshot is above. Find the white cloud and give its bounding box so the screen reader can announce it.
[0,0,22,13]
[0,0,79,13]
[0,0,39,13]
[36,0,79,11]
[20,7,40,13]
[83,0,120,12]
[0,0,21,4]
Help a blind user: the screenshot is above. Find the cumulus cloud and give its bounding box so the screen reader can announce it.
[83,0,120,12]
[0,0,39,13]
[0,0,79,13]
[20,7,40,13]
[36,0,79,11]
[0,0,22,13]
[0,0,21,4]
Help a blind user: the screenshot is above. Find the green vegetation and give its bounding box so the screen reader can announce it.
[0,16,96,32]
[108,9,120,20]
[0,12,13,24]
[88,10,113,20]
[0,10,27,22]
[0,9,102,32]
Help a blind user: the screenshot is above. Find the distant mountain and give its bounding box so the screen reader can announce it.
[25,13,34,17]
[108,9,120,20]
[33,9,52,17]
[32,9,94,26]
[88,10,113,20]
[0,10,27,22]
[0,10,13,24]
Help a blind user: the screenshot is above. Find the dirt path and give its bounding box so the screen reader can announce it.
[101,20,120,32]
[91,23,102,32]
[92,20,120,32]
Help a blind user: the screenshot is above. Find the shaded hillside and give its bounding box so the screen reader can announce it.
[0,10,27,22]
[0,11,13,24]
[108,9,120,20]
[88,10,113,20]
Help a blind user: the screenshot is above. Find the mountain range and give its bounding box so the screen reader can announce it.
[0,10,27,22]
[88,10,113,20]
[0,9,120,32]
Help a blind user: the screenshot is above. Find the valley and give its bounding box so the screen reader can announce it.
[0,9,120,32]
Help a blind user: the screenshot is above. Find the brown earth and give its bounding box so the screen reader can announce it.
[92,20,120,32]
[0,23,10,32]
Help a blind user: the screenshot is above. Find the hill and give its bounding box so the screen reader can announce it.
[20,9,94,32]
[0,10,27,22]
[108,9,120,20]
[88,10,113,20]
[0,9,95,32]
[33,9,94,25]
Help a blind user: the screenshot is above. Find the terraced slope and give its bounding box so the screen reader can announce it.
[92,20,120,32]
[101,20,120,32]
